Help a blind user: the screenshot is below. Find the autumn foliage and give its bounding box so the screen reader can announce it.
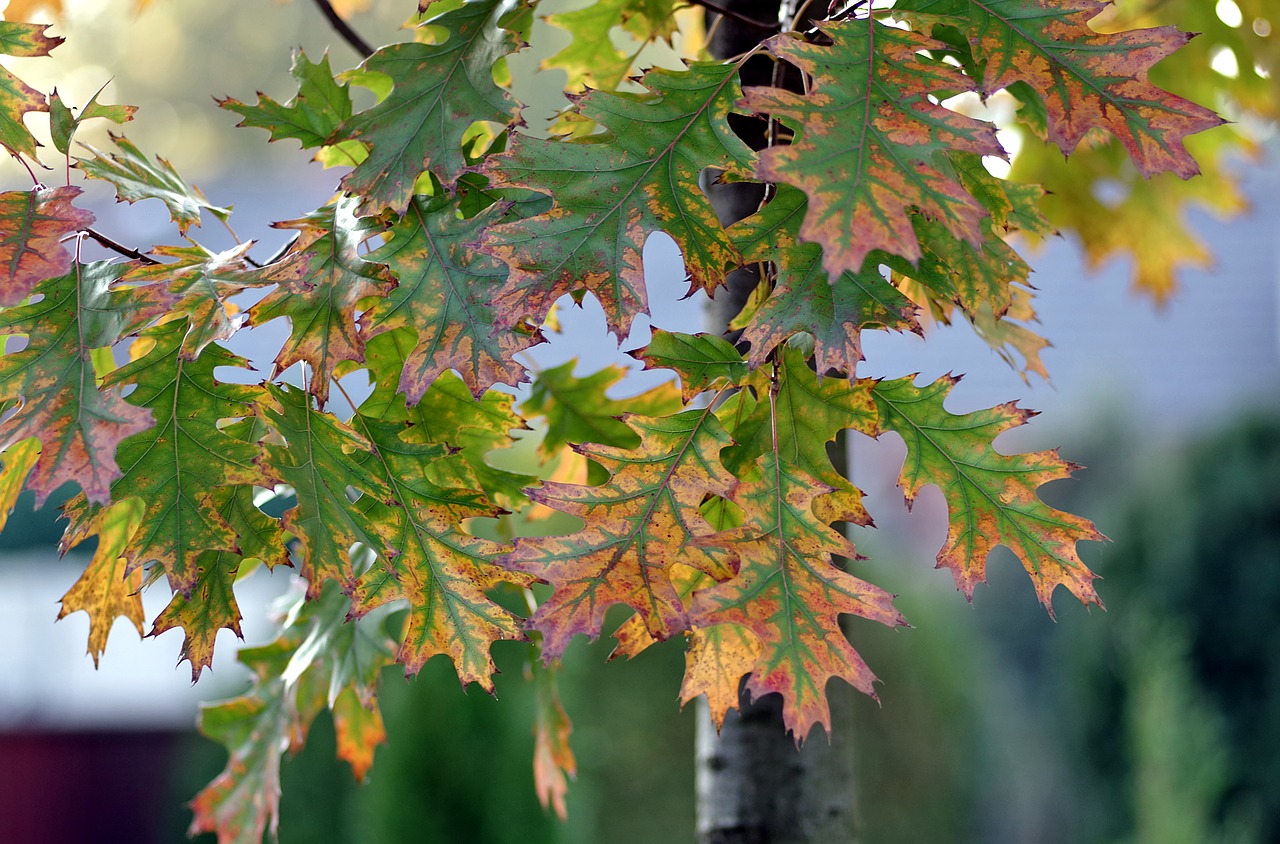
[0,0,1236,840]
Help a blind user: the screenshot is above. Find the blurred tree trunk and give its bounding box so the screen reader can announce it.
[697,3,859,842]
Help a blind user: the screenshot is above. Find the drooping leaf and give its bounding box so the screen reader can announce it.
[360,330,537,512]
[0,262,154,506]
[541,0,680,91]
[678,621,761,729]
[348,415,530,690]
[720,347,879,525]
[360,193,540,401]
[509,405,739,657]
[691,454,906,739]
[741,19,1003,277]
[331,0,522,213]
[100,319,264,594]
[0,438,38,532]
[0,21,60,158]
[244,196,395,403]
[631,329,747,402]
[530,654,576,820]
[521,359,682,457]
[113,242,253,359]
[479,62,756,336]
[727,185,920,374]
[873,374,1105,611]
[48,83,136,155]
[897,0,1224,178]
[78,133,231,233]
[56,497,145,667]
[0,186,94,306]
[258,383,393,597]
[219,50,355,163]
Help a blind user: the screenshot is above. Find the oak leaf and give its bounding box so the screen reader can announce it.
[56,498,145,667]
[0,21,60,157]
[0,185,94,306]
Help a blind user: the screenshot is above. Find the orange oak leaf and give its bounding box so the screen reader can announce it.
[678,622,762,730]
[0,186,94,306]
[508,406,739,658]
[872,374,1105,612]
[530,655,576,820]
[741,19,1003,277]
[691,454,906,740]
[57,498,145,667]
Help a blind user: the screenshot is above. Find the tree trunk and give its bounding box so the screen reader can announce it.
[697,3,859,842]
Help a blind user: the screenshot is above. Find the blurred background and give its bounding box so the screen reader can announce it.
[0,0,1277,842]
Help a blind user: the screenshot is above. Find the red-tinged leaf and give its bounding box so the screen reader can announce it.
[678,622,761,730]
[0,262,154,507]
[0,438,38,532]
[190,640,298,844]
[78,133,231,233]
[872,374,1105,611]
[720,347,878,525]
[0,186,94,306]
[361,193,541,401]
[219,49,354,161]
[99,319,264,594]
[478,62,756,336]
[631,329,747,402]
[0,22,60,157]
[48,83,137,155]
[691,454,906,739]
[258,383,394,597]
[899,0,1224,178]
[56,498,145,667]
[360,330,537,512]
[331,0,522,213]
[349,416,530,690]
[727,185,920,374]
[244,197,395,403]
[509,406,739,657]
[741,19,1003,276]
[530,655,576,819]
[521,359,682,458]
[541,0,680,91]
[114,243,252,359]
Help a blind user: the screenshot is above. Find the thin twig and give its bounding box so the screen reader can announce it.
[686,0,780,32]
[310,0,376,60]
[80,228,161,264]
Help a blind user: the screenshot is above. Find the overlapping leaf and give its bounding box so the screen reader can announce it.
[100,319,264,594]
[509,406,738,657]
[728,185,919,374]
[742,19,1002,277]
[0,186,94,306]
[0,22,60,158]
[348,415,530,689]
[720,347,878,525]
[360,193,540,401]
[631,329,746,402]
[873,374,1104,611]
[478,62,756,336]
[898,0,1223,178]
[331,0,522,213]
[0,262,153,506]
[691,454,906,739]
[244,197,395,403]
[258,383,393,597]
[79,133,231,233]
[542,0,680,91]
[48,83,136,155]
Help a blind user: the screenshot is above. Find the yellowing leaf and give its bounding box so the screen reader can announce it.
[873,374,1104,611]
[0,21,60,157]
[57,498,145,667]
[541,0,680,91]
[530,655,576,820]
[742,19,1003,276]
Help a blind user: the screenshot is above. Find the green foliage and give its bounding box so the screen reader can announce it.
[0,0,1252,840]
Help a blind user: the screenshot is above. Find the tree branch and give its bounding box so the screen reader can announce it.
[686,0,780,32]
[81,229,161,265]
[310,0,376,60]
